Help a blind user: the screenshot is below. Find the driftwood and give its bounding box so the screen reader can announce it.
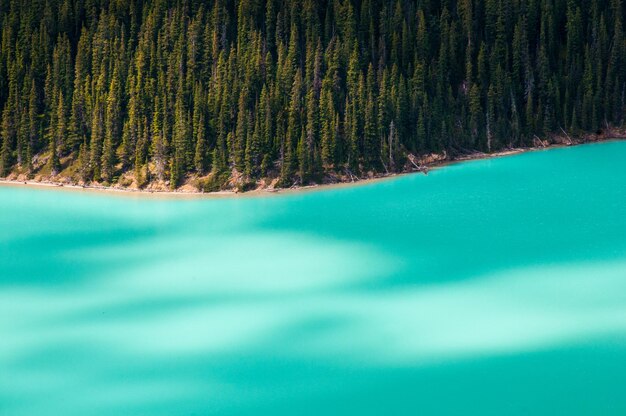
[345,168,359,182]
[380,157,390,174]
[533,135,547,147]
[407,154,429,174]
[559,127,573,145]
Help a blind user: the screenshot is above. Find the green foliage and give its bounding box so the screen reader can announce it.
[195,171,230,193]
[0,0,624,188]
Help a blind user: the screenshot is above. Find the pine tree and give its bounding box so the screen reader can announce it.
[101,71,120,183]
[387,120,399,172]
[27,81,40,168]
[283,69,303,183]
[364,65,378,167]
[152,99,167,182]
[233,90,248,172]
[469,84,483,147]
[304,87,318,179]
[171,90,190,188]
[78,138,90,182]
[49,93,65,175]
[134,123,149,188]
[345,44,361,168]
[245,116,261,178]
[320,88,336,167]
[194,113,209,174]
[0,105,14,177]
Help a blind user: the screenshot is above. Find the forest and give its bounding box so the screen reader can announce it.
[0,0,624,190]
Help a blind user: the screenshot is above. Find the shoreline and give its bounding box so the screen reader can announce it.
[0,137,623,199]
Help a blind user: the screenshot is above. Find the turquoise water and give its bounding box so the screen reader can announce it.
[2,141,626,415]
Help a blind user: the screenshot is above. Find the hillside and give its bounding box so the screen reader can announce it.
[0,0,625,191]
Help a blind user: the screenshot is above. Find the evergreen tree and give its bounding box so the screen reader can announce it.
[0,104,14,176]
[49,93,65,175]
[101,69,122,183]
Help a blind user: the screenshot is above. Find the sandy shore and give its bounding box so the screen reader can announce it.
[0,137,622,199]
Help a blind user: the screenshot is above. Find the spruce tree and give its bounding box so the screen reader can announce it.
[0,105,14,177]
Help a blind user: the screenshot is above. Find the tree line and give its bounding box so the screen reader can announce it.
[0,0,625,189]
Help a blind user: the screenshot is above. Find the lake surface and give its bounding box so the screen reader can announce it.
[2,141,626,415]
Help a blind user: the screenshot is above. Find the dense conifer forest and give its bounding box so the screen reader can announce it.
[0,0,624,190]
